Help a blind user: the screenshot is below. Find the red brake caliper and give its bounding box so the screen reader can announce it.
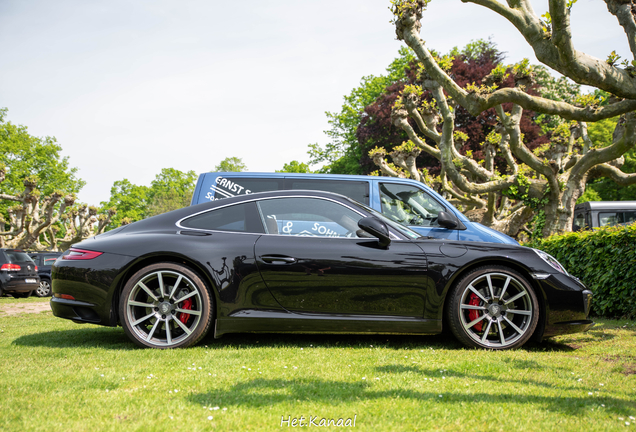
[179,298,193,324]
[468,293,483,331]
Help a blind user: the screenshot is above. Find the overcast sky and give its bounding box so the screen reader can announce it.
[0,0,629,205]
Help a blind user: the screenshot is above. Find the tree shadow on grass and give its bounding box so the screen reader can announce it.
[187,376,636,417]
[11,327,135,350]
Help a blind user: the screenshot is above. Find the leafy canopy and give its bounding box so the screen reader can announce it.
[214,157,247,172]
[0,108,85,197]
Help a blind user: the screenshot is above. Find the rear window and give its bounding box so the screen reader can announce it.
[181,202,265,233]
[6,251,33,263]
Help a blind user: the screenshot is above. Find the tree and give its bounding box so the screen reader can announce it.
[147,168,198,217]
[373,0,636,237]
[0,108,84,206]
[276,160,313,173]
[101,168,197,229]
[308,47,416,174]
[0,108,112,250]
[213,157,247,172]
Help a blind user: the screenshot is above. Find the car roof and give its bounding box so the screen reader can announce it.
[575,201,636,211]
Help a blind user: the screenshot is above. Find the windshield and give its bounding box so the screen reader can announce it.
[346,198,422,240]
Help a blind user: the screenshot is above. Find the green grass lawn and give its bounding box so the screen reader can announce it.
[0,300,635,431]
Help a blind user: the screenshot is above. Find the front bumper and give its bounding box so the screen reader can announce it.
[534,273,594,338]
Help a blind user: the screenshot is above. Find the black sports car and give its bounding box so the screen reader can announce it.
[51,190,593,350]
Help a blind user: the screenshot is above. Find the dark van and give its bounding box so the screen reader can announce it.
[573,201,636,231]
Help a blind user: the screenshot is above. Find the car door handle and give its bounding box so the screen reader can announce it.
[260,255,297,264]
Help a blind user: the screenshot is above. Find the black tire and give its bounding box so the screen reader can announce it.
[446,266,539,350]
[12,292,32,298]
[34,279,52,297]
[119,262,214,349]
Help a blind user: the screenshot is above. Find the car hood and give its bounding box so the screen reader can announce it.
[470,222,519,245]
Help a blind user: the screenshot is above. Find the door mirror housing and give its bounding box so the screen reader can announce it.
[437,211,459,229]
[358,217,391,248]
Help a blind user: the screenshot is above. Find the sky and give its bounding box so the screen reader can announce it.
[0,0,630,206]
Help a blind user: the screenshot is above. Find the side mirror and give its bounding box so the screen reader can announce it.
[437,211,458,229]
[358,217,391,248]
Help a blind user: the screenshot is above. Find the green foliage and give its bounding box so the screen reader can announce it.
[449,39,498,62]
[101,179,149,228]
[309,46,416,174]
[0,108,85,199]
[584,116,636,201]
[502,174,549,210]
[214,157,247,172]
[606,50,621,66]
[527,224,636,318]
[101,168,197,229]
[275,160,313,173]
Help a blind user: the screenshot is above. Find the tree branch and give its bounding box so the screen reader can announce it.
[605,0,636,60]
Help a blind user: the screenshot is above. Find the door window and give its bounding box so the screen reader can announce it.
[257,197,363,237]
[379,183,445,227]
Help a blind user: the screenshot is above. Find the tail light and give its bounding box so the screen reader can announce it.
[35,266,38,272]
[62,248,103,260]
[0,263,21,272]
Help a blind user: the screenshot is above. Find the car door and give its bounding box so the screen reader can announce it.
[253,196,429,317]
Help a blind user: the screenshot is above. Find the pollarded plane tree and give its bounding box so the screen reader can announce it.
[0,168,114,251]
[374,0,636,236]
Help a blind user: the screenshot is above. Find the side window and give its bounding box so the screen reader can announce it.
[379,183,445,227]
[286,179,370,204]
[257,198,362,238]
[599,212,619,227]
[206,177,283,201]
[43,256,59,266]
[180,202,265,233]
[622,211,636,225]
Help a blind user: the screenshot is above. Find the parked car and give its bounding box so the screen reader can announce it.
[573,201,636,231]
[0,249,40,298]
[51,190,593,350]
[191,172,519,244]
[27,251,62,297]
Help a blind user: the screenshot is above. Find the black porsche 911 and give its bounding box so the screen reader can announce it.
[51,190,593,350]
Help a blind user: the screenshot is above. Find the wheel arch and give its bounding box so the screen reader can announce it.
[110,253,220,328]
[439,257,547,341]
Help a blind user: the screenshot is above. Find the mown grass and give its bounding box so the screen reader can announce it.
[0,304,635,431]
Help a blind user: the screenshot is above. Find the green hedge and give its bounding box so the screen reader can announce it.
[525,224,636,318]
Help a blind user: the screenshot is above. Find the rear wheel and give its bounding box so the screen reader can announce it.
[119,263,213,349]
[446,266,539,350]
[34,279,52,297]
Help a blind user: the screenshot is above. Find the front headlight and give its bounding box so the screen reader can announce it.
[533,249,568,275]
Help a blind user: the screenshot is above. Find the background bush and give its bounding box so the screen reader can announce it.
[525,224,636,318]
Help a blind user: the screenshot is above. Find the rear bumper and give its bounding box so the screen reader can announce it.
[3,278,40,293]
[50,296,106,325]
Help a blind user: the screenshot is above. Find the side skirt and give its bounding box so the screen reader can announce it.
[214,309,441,338]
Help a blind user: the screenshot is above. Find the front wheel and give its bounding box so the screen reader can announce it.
[34,279,52,297]
[120,263,213,349]
[446,266,539,350]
